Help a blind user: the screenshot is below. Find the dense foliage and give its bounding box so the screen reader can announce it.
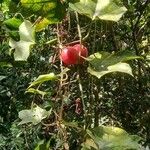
[0,0,149,150]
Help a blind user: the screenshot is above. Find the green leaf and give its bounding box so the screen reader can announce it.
[69,0,127,22]
[87,50,142,79]
[20,0,66,23]
[84,126,141,150]
[18,105,51,125]
[26,88,47,97]
[3,18,22,30]
[88,62,133,79]
[19,20,35,42]
[0,76,6,81]
[34,140,50,150]
[1,0,9,12]
[3,18,23,40]
[9,39,33,61]
[9,20,35,61]
[28,73,57,88]
[0,62,12,67]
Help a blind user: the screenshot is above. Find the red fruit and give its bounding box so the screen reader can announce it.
[60,44,88,65]
[73,44,88,64]
[60,46,78,65]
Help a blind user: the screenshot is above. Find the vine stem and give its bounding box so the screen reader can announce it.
[75,11,87,129]
[56,23,64,121]
[75,11,82,43]
[56,23,69,150]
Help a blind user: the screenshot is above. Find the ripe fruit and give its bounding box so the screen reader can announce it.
[73,44,88,63]
[60,44,88,65]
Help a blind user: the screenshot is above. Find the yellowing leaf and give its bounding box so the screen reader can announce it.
[21,0,66,23]
[35,18,50,32]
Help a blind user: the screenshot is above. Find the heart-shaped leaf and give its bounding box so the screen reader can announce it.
[87,50,142,79]
[88,62,133,79]
[9,20,35,61]
[69,0,127,22]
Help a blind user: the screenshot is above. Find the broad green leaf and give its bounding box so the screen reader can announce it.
[9,20,35,61]
[18,105,51,125]
[88,62,133,79]
[20,0,66,23]
[3,18,23,40]
[28,73,57,88]
[88,50,142,68]
[19,20,35,42]
[84,126,141,150]
[69,0,127,22]
[3,18,22,30]
[9,39,33,61]
[87,50,142,78]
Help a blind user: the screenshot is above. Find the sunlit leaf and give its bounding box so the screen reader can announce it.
[87,50,142,79]
[88,62,133,79]
[69,0,127,22]
[35,18,50,32]
[9,20,35,61]
[84,126,141,150]
[9,39,33,61]
[20,0,66,23]
[18,105,51,125]
[19,20,35,42]
[88,50,141,68]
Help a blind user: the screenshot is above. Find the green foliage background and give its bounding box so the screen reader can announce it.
[0,0,150,149]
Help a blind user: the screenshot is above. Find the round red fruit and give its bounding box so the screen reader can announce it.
[60,46,78,65]
[60,44,88,65]
[73,44,88,63]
